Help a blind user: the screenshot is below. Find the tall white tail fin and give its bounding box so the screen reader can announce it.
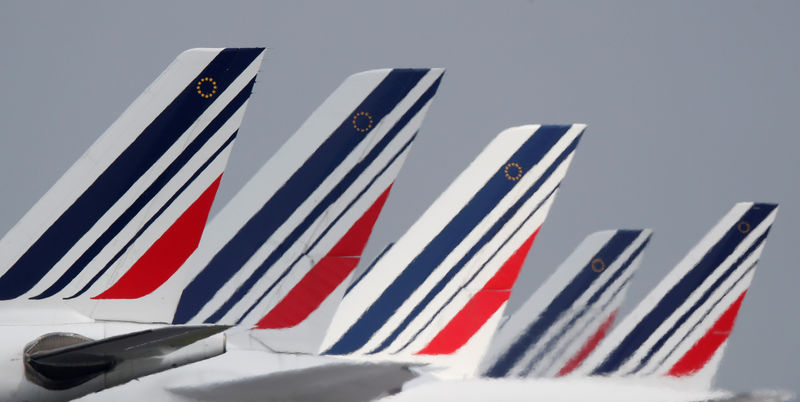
[480,229,652,378]
[575,202,778,388]
[0,48,265,316]
[163,69,444,355]
[320,124,586,378]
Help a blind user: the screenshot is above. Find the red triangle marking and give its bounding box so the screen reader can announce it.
[94,175,223,299]
[667,290,748,377]
[556,309,618,376]
[255,185,393,329]
[417,228,540,355]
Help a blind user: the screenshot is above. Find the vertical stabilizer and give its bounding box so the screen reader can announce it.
[321,124,586,378]
[480,229,652,378]
[0,49,265,324]
[166,69,445,356]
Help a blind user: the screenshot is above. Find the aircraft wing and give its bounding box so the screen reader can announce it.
[167,361,418,402]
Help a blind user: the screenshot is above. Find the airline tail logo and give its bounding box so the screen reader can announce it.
[480,229,652,378]
[581,202,778,380]
[172,68,445,330]
[0,48,265,301]
[321,124,586,362]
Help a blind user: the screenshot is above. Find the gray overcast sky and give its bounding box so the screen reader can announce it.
[0,0,797,397]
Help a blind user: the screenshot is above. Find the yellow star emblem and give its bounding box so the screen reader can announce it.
[504,162,524,181]
[352,111,373,133]
[196,77,218,99]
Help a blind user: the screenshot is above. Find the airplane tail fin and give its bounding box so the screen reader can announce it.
[320,124,586,378]
[167,68,445,355]
[576,202,778,388]
[0,48,265,320]
[480,229,652,378]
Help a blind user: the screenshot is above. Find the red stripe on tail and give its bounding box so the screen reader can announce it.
[667,291,748,377]
[556,309,618,376]
[254,185,394,329]
[94,175,223,299]
[417,228,540,355]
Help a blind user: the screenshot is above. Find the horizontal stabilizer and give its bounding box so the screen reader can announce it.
[25,325,227,390]
[168,361,418,402]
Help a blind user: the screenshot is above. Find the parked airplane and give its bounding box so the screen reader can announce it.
[480,229,652,378]
[0,47,266,402]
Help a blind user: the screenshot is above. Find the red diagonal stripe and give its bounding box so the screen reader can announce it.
[254,185,394,329]
[557,309,618,376]
[417,228,539,355]
[667,290,748,377]
[94,175,223,299]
